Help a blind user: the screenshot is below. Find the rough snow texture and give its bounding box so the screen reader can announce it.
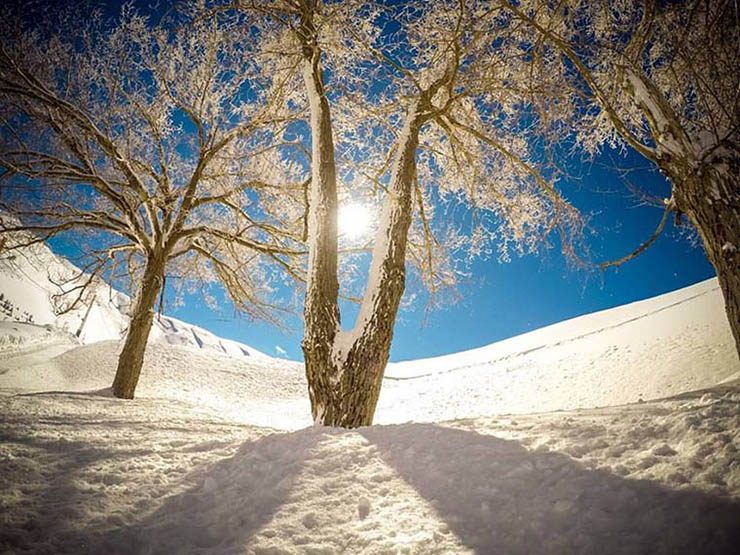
[0,322,71,355]
[1,248,740,552]
[1,386,739,554]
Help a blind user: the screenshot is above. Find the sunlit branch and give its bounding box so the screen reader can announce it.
[599,199,673,270]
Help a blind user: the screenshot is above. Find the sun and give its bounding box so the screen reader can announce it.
[338,203,372,240]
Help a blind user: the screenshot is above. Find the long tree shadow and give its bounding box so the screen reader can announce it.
[94,427,322,554]
[0,430,156,553]
[360,423,740,555]
[1,400,268,555]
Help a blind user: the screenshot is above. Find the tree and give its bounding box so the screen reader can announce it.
[0,2,305,398]
[232,0,585,427]
[498,0,740,358]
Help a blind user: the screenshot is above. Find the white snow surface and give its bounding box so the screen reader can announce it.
[0,239,271,360]
[2,242,740,554]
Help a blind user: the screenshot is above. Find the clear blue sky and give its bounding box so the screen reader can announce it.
[161,146,714,362]
[47,1,715,362]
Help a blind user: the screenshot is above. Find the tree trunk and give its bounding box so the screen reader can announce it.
[621,67,740,359]
[112,254,166,399]
[75,293,96,338]
[297,3,441,427]
[674,164,740,359]
[299,36,342,422]
[304,103,425,428]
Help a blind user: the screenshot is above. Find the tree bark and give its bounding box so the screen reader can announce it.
[297,5,343,425]
[112,253,166,399]
[673,163,740,359]
[299,51,342,421]
[304,103,425,428]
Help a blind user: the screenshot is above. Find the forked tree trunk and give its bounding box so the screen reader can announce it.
[297,2,444,427]
[304,103,425,428]
[674,165,740,359]
[112,253,166,399]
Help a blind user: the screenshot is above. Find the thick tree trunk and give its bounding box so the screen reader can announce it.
[112,254,166,399]
[304,103,425,428]
[674,165,740,359]
[620,67,740,359]
[297,3,441,427]
[298,37,342,423]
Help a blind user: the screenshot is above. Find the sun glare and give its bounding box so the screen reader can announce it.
[338,203,372,240]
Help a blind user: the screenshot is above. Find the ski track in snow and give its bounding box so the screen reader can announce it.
[1,242,740,554]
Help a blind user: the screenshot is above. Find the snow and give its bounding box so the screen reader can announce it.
[2,386,739,554]
[376,278,738,422]
[387,277,724,378]
[0,239,272,360]
[1,241,740,553]
[0,322,71,355]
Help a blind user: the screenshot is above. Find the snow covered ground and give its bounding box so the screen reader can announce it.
[1,241,739,553]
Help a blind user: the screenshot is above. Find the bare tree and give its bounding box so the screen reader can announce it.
[229,0,586,427]
[498,0,740,358]
[0,2,305,398]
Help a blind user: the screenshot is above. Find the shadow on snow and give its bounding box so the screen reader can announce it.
[360,423,740,554]
[82,423,740,554]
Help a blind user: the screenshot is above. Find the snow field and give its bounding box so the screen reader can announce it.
[2,279,737,431]
[1,238,740,553]
[1,384,739,554]
[0,322,71,356]
[0,339,308,429]
[1,393,268,554]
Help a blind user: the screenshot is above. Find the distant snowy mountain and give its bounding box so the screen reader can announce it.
[0,239,271,359]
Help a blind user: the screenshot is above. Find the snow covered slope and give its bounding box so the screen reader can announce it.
[387,277,733,379]
[377,277,740,422]
[1,264,737,429]
[0,239,271,359]
[1,242,739,554]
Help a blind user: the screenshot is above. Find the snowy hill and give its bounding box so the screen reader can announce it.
[378,277,739,422]
[0,238,271,359]
[387,277,734,379]
[1,242,739,553]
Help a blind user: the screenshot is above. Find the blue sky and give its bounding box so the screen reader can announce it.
[162,145,714,362]
[40,1,715,361]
